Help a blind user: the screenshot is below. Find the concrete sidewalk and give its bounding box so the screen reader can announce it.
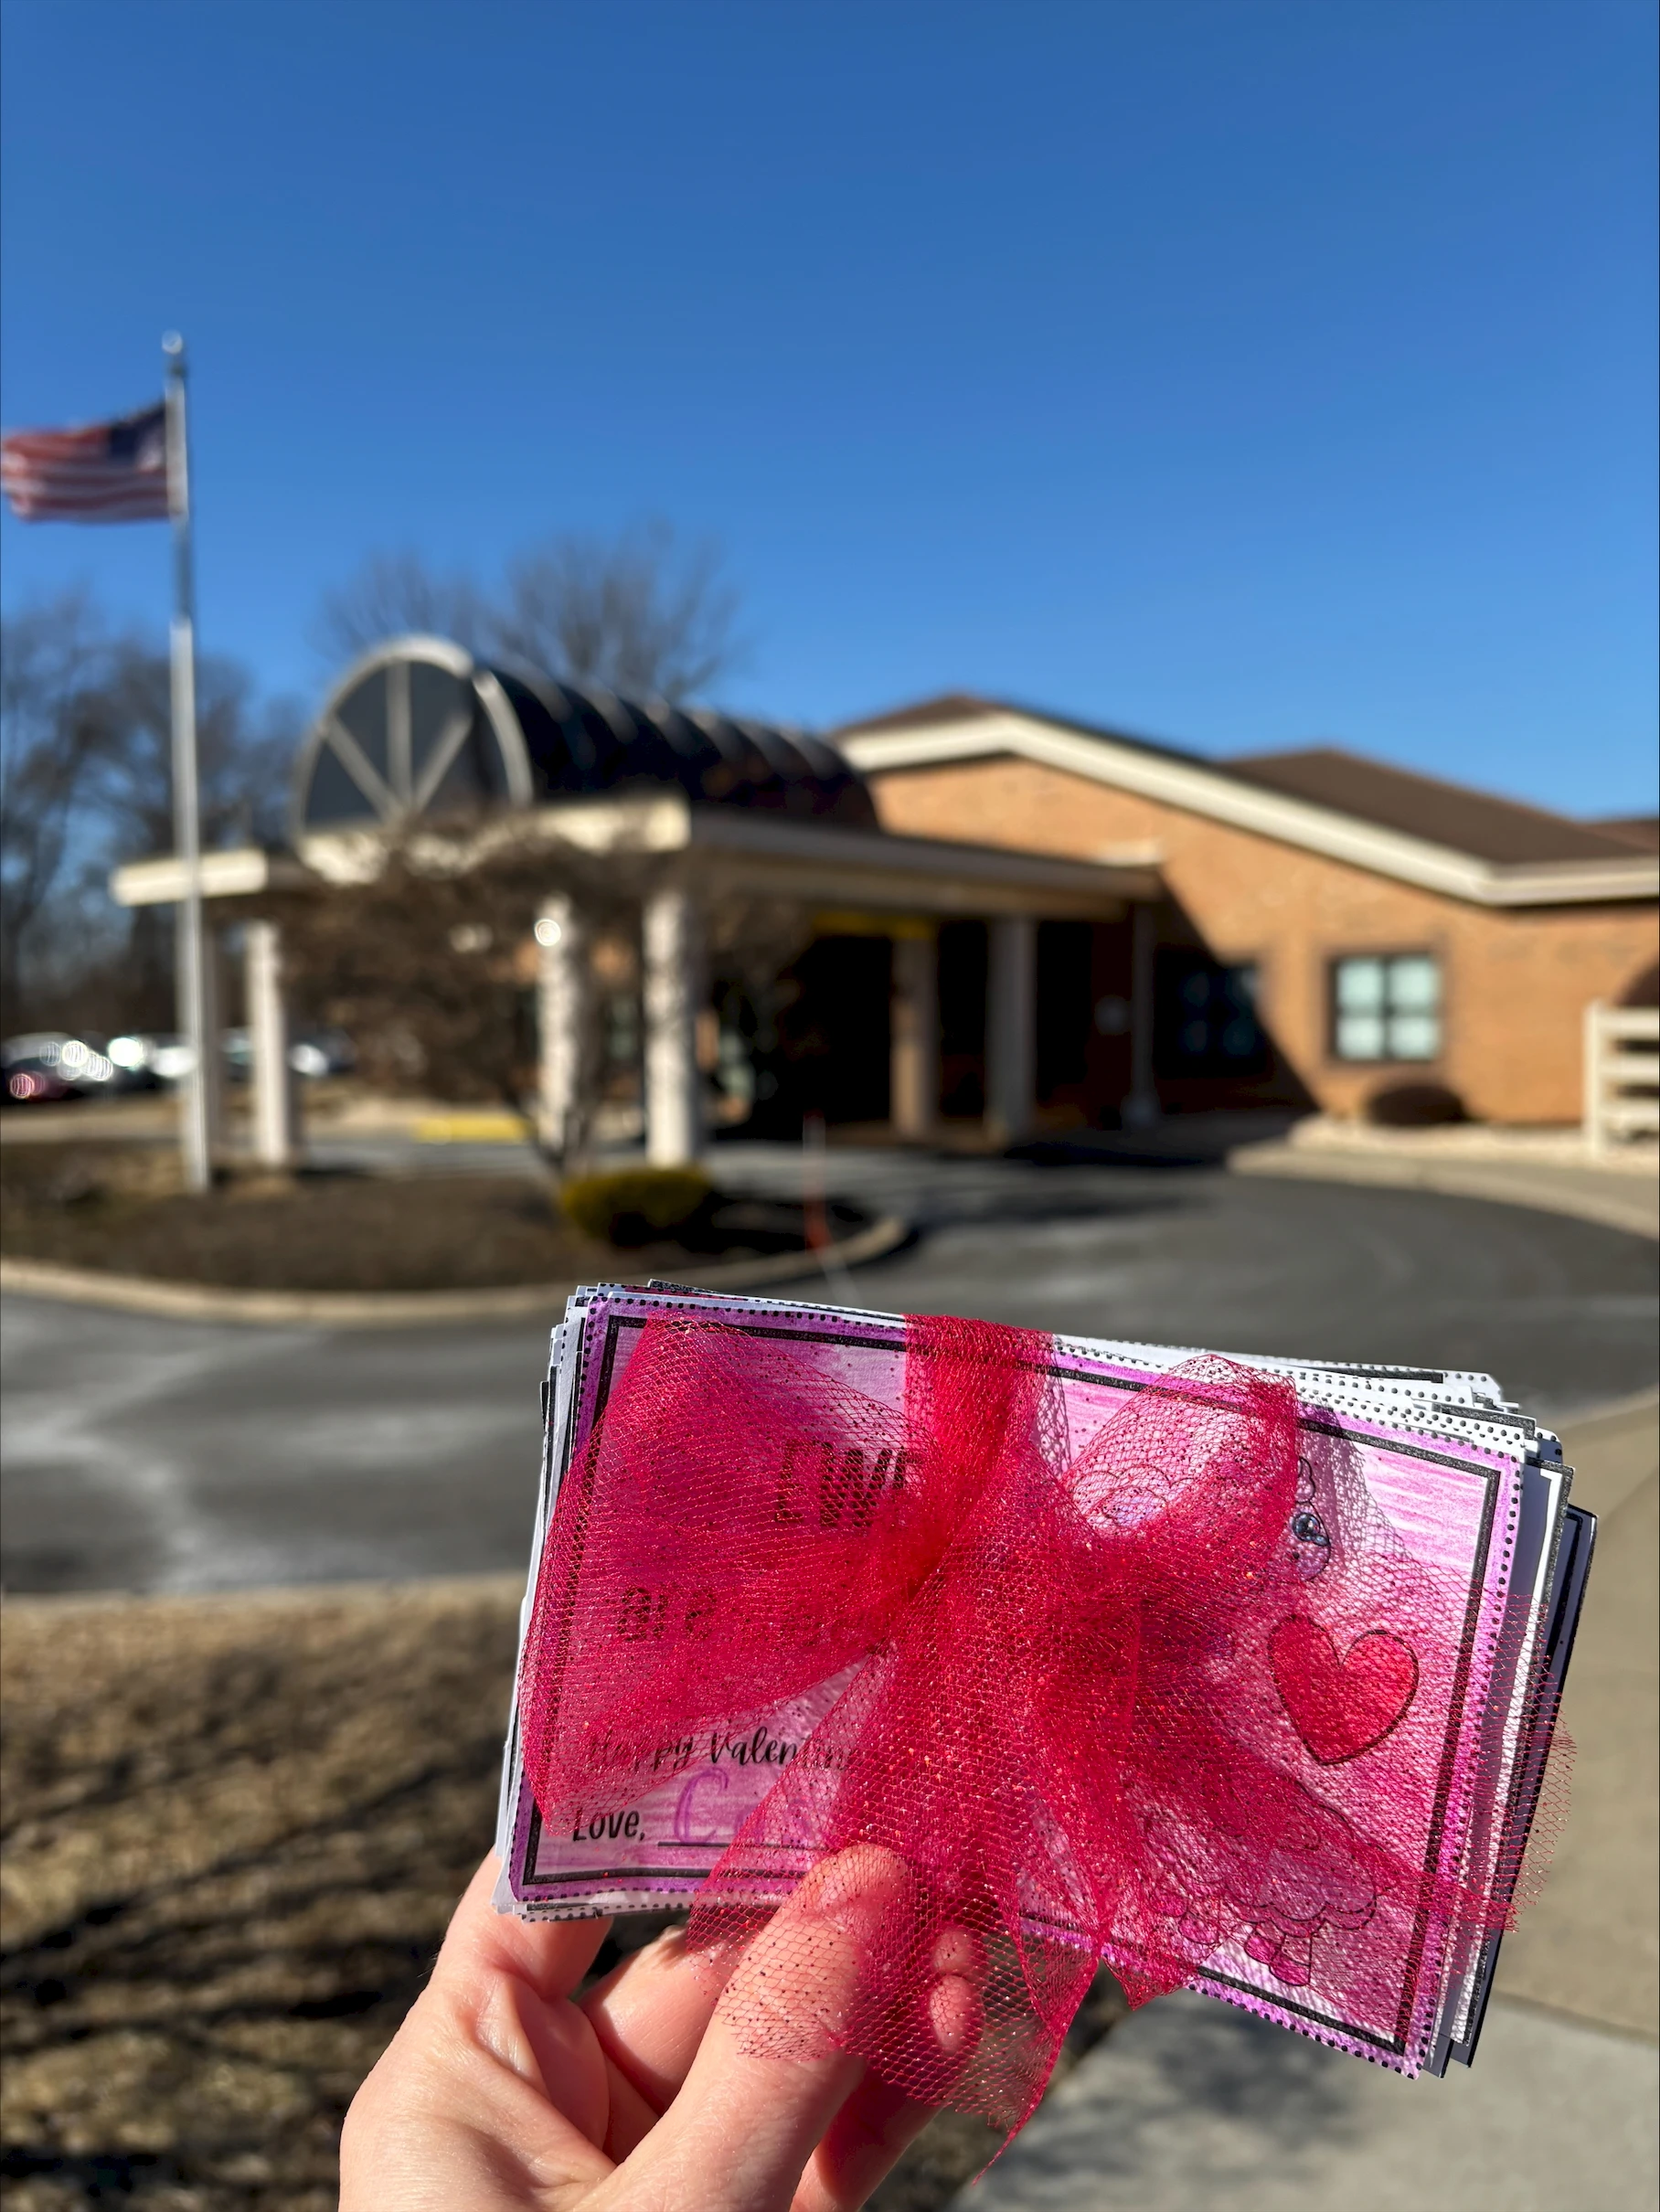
[962,1390,1659,2211]
[1495,1391,1658,2037]
[965,1992,1655,2212]
[1232,1125,1659,1241]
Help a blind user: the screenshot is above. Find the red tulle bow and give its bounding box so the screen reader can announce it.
[517,1312,1508,2134]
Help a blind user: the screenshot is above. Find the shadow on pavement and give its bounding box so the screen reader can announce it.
[996,1994,1366,2191]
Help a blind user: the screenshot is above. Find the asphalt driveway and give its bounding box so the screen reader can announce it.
[3,1153,1655,1594]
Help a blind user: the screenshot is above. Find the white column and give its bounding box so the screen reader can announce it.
[985,915,1037,1146]
[643,883,703,1167]
[244,919,296,1169]
[537,893,590,1162]
[1123,901,1161,1130]
[198,923,225,1164]
[890,930,938,1143]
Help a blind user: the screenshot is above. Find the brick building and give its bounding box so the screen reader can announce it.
[836,696,1658,1130]
[112,645,1657,1161]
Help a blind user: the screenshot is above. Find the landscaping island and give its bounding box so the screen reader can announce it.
[0,1145,866,1295]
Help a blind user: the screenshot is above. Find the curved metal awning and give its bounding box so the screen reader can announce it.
[292,635,877,842]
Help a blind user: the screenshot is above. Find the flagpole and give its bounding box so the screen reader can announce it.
[164,333,211,1195]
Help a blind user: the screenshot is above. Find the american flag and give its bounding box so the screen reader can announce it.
[1,400,171,522]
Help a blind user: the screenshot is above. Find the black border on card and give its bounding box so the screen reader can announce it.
[516,1297,1509,2059]
[1433,1500,1599,2074]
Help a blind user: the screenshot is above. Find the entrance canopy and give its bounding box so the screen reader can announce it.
[114,785,1155,919]
[110,638,1164,1169]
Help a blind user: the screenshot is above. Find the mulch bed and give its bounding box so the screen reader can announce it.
[0,1145,830,1294]
[0,1586,1126,2211]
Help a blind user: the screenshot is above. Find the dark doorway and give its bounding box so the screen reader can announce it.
[769,933,893,1127]
[1036,920,1095,1111]
[938,920,988,1119]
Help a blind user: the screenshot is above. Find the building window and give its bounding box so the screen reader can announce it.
[1331,953,1442,1062]
[1155,954,1266,1074]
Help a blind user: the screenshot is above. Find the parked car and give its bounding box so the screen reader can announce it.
[3,1026,356,1101]
[134,1027,356,1084]
[1,1032,126,1103]
[101,1032,195,1083]
[3,1058,73,1103]
[288,1027,356,1079]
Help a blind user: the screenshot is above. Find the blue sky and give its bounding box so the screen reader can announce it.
[3,0,1655,816]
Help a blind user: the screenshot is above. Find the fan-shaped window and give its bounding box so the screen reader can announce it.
[296,643,527,838]
[410,662,476,796]
[335,669,390,784]
[424,718,511,814]
[303,742,381,826]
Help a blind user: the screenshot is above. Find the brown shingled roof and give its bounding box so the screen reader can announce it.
[1222,748,1644,866]
[834,692,1007,738]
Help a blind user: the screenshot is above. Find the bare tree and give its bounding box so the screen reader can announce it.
[493,521,744,701]
[87,642,301,860]
[311,551,487,665]
[1,591,117,1025]
[314,521,747,705]
[2,590,299,1034]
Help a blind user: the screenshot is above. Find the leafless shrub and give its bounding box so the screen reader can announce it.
[274,818,808,1166]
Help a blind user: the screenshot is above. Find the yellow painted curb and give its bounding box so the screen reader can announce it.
[414,1112,534,1143]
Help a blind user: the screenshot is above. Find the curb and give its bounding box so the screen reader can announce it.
[0,1569,528,1614]
[1229,1144,1660,1240]
[0,1214,911,1329]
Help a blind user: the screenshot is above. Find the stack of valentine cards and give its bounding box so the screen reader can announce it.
[495,1282,1591,2101]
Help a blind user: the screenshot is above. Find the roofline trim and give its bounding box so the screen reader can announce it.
[111,846,313,907]
[837,712,1660,907]
[114,798,1156,920]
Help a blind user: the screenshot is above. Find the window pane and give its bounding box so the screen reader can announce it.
[1389,956,1440,1012]
[1335,1012,1387,1060]
[1388,1013,1441,1060]
[1335,958,1385,1011]
[1155,952,1266,1075]
[410,662,475,783]
[335,669,389,781]
[303,740,381,827]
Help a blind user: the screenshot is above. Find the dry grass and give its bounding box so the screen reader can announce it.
[2,1581,518,2208]
[0,1583,1125,2210]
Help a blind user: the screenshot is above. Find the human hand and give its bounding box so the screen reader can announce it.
[339,1847,977,2211]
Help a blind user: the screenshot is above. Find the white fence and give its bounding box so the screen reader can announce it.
[1584,1001,1660,1154]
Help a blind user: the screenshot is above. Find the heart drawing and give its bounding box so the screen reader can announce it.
[1269,1616,1419,1765]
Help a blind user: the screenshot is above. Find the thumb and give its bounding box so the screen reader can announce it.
[601,1846,911,2212]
